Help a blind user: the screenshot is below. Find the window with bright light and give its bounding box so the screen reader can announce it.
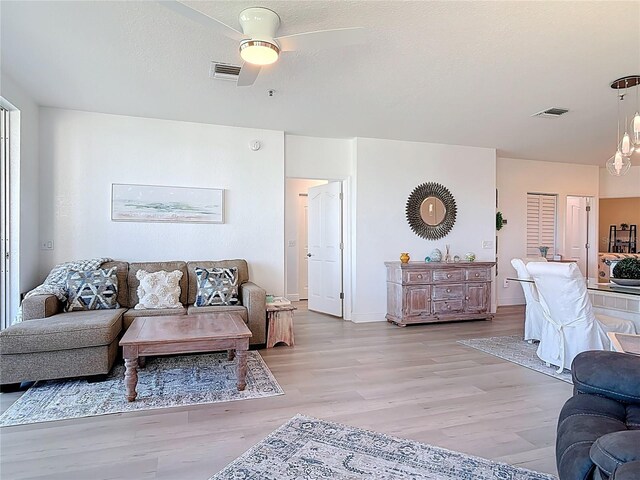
[0,106,10,329]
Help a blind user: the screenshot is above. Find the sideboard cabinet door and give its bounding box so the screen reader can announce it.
[465,283,488,313]
[404,286,431,316]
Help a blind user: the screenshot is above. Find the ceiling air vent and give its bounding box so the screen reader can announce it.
[531,107,570,118]
[209,62,241,81]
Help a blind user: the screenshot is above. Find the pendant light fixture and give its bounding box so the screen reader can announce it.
[607,76,639,176]
[632,81,640,147]
[606,150,631,176]
[606,94,631,176]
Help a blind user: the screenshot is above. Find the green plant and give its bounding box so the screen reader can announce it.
[612,258,640,279]
[496,211,504,231]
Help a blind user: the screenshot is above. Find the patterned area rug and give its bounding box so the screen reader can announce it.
[0,352,283,427]
[211,414,556,479]
[458,335,572,383]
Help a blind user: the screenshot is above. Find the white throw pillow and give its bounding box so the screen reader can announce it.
[134,269,183,310]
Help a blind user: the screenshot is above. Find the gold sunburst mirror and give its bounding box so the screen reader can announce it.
[406,182,457,240]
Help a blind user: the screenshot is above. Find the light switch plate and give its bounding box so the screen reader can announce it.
[40,240,54,250]
[288,240,296,247]
[482,240,493,249]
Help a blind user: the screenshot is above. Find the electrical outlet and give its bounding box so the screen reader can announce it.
[288,240,296,247]
[482,240,494,249]
[40,240,54,250]
[503,279,509,288]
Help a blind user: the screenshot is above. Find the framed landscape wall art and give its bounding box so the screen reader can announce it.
[111,184,224,224]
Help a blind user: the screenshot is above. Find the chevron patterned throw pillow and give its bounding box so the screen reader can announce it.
[194,267,239,307]
[65,267,120,311]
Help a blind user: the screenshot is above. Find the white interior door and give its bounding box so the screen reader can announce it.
[566,196,587,275]
[297,195,309,300]
[307,182,343,317]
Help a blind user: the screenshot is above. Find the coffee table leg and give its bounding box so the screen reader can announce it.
[236,349,248,391]
[227,349,235,361]
[124,358,138,402]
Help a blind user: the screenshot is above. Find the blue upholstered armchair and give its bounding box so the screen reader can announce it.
[556,351,640,480]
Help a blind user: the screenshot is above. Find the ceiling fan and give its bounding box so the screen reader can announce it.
[159,1,365,86]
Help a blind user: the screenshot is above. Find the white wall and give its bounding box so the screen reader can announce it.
[0,73,40,322]
[285,134,353,180]
[351,138,497,322]
[497,157,599,305]
[33,110,615,318]
[284,178,327,300]
[38,108,285,296]
[599,166,640,198]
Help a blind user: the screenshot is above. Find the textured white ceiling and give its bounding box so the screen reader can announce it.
[2,1,640,165]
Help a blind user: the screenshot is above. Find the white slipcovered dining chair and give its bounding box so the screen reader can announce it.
[527,262,636,372]
[510,257,547,342]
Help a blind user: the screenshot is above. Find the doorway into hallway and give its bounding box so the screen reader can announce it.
[285,178,344,318]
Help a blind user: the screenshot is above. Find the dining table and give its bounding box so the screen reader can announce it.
[506,276,640,296]
[507,277,640,331]
[607,332,640,355]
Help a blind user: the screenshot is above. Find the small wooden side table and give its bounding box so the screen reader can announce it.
[266,304,296,348]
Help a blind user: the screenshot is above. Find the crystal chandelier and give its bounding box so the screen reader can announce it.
[606,75,639,176]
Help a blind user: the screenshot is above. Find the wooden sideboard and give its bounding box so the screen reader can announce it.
[385,261,496,326]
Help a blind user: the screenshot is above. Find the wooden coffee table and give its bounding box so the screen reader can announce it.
[119,313,252,402]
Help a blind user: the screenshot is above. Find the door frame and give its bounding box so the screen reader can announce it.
[285,176,352,321]
[296,192,309,300]
[341,177,352,321]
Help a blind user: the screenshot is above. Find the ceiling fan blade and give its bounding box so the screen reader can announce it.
[237,63,261,87]
[276,27,365,52]
[158,1,245,42]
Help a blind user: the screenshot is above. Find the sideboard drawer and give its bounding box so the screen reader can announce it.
[404,271,432,284]
[433,300,465,314]
[432,284,464,300]
[433,269,464,282]
[466,268,490,281]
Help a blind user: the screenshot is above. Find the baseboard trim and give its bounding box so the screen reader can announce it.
[497,298,526,307]
[349,313,387,323]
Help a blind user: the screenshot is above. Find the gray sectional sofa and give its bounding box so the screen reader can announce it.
[556,351,640,480]
[0,259,266,385]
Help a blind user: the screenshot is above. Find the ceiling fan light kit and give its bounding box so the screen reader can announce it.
[161,1,364,86]
[239,40,279,65]
[238,7,281,66]
[606,75,640,176]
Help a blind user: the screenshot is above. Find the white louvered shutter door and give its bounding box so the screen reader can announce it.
[526,193,557,258]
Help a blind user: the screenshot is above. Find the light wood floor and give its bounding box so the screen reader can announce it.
[0,305,570,479]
